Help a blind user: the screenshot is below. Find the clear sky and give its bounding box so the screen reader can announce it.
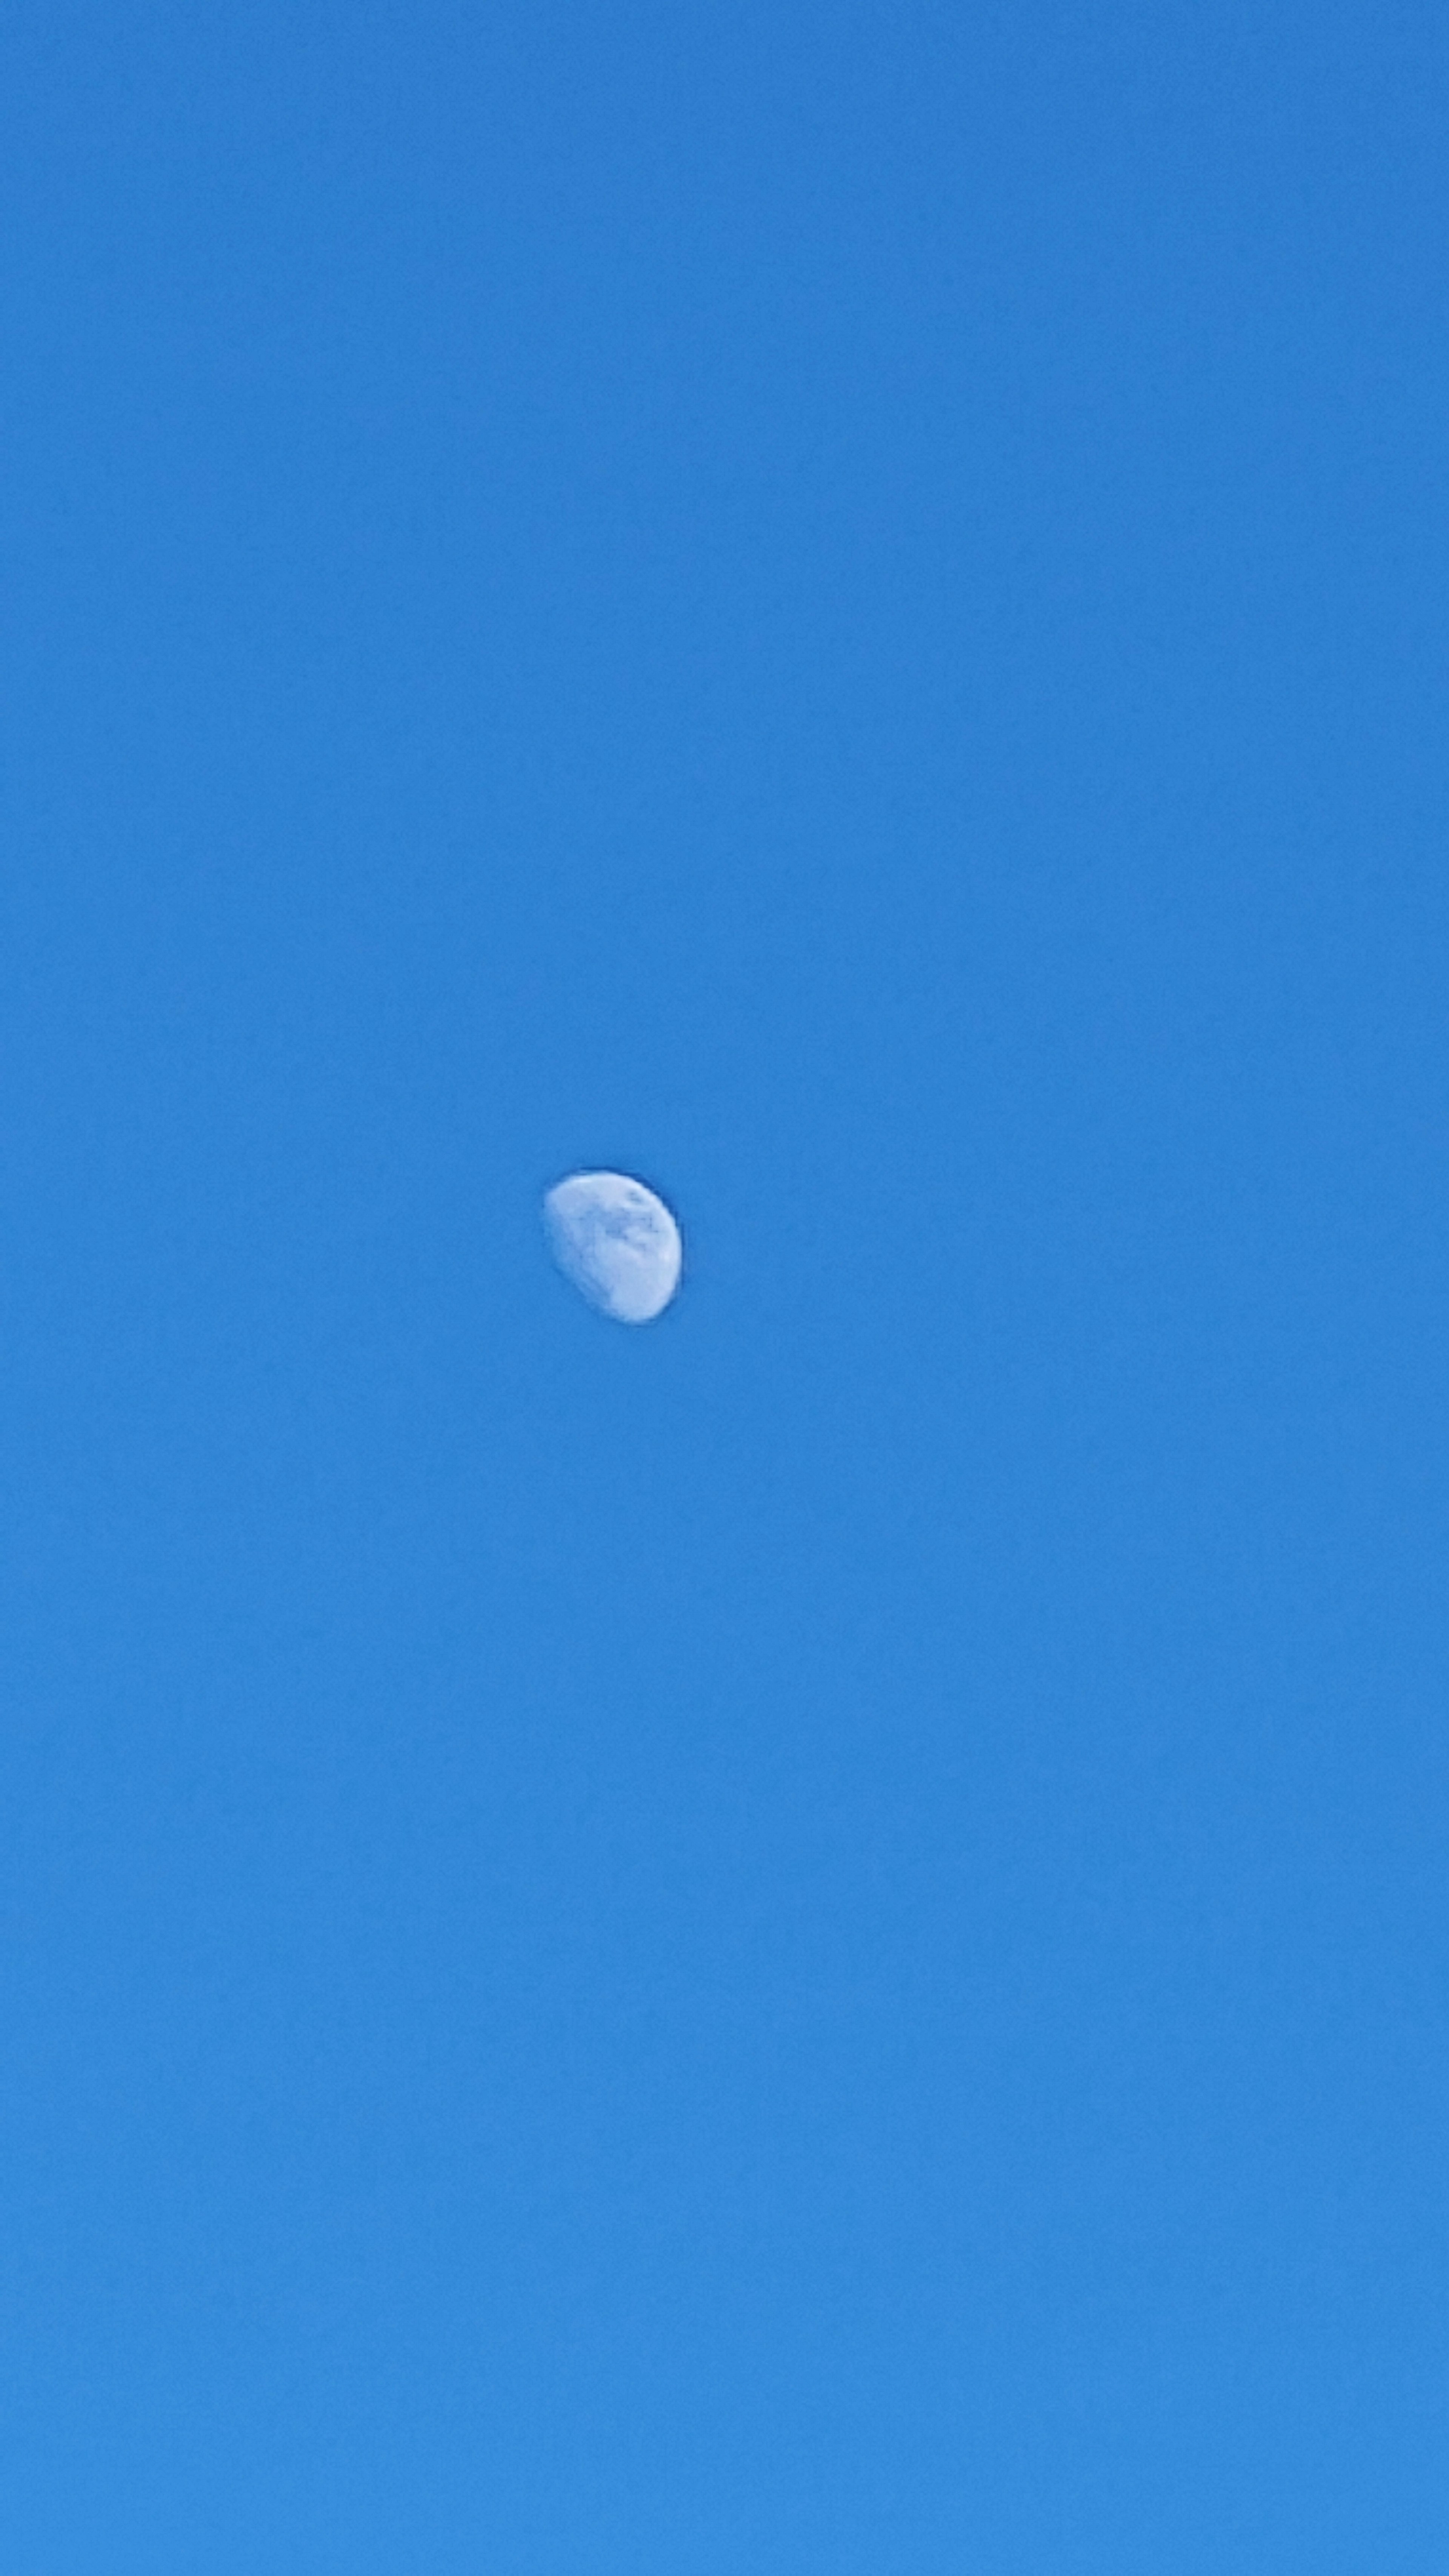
[1,4,1446,2570]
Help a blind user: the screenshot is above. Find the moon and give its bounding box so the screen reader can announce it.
[543,1171,683,1324]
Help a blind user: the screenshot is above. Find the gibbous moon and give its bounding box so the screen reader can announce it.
[543,1171,683,1324]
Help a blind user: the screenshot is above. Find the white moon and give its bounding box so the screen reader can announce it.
[543,1171,683,1324]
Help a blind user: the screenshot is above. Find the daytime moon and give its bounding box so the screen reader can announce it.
[543,1171,683,1324]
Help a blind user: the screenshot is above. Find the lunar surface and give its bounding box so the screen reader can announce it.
[543,1171,683,1323]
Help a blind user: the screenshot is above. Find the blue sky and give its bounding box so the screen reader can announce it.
[1,3,1446,2568]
